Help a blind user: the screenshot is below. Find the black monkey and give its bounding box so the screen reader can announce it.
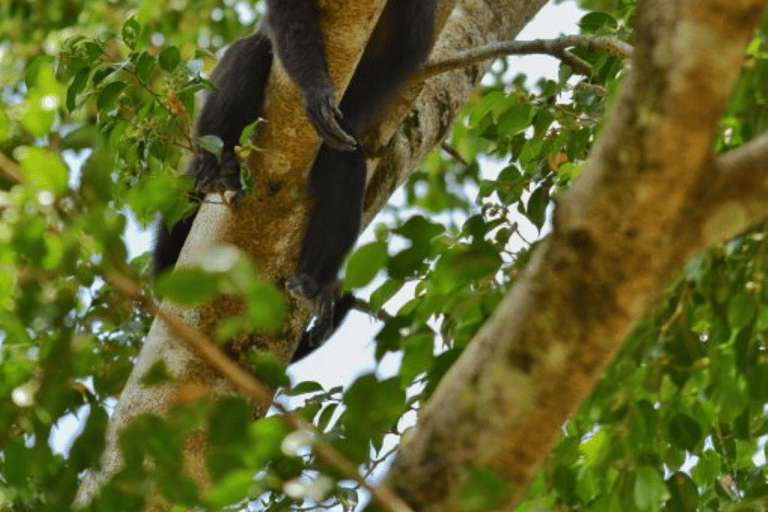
[154,0,438,360]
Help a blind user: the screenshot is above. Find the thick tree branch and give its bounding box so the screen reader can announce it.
[384,1,768,510]
[702,134,768,241]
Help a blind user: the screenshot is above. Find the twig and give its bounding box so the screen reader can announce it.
[420,35,633,79]
[105,271,414,512]
[352,296,394,322]
[0,152,22,184]
[440,142,469,167]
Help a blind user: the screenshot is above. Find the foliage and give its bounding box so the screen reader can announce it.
[0,0,766,511]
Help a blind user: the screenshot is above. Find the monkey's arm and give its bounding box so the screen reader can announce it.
[265,0,357,151]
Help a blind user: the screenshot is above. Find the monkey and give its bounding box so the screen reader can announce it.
[153,0,438,361]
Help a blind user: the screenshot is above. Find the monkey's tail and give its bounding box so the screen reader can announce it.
[291,292,356,362]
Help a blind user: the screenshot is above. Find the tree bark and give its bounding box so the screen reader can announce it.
[384,1,768,511]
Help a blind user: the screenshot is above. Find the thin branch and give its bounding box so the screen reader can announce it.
[440,142,469,167]
[105,271,413,512]
[420,35,633,79]
[352,296,394,322]
[0,152,22,184]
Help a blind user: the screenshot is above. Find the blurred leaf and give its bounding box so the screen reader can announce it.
[154,267,220,305]
[15,146,69,193]
[634,466,667,510]
[344,240,387,289]
[121,18,141,49]
[668,413,702,451]
[198,134,224,160]
[135,51,156,83]
[97,80,127,111]
[158,46,181,72]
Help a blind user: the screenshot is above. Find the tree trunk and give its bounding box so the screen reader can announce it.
[384,1,768,510]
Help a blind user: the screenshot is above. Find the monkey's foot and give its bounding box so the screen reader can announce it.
[194,151,246,205]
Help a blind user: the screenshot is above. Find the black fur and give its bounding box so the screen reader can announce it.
[291,292,356,362]
[153,0,438,359]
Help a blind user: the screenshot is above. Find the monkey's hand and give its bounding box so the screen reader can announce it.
[193,151,246,205]
[304,86,357,152]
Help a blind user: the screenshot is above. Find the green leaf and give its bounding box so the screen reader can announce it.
[316,403,338,430]
[0,266,16,302]
[198,134,224,160]
[369,278,403,311]
[14,146,69,193]
[388,216,444,278]
[460,466,508,510]
[578,12,617,34]
[247,416,290,467]
[343,375,404,460]
[287,380,324,395]
[121,18,141,49]
[727,291,755,331]
[691,450,720,484]
[666,472,698,512]
[668,413,702,451]
[634,466,667,510]
[207,470,256,509]
[245,281,286,333]
[580,426,609,467]
[154,267,220,305]
[249,351,289,388]
[400,332,434,386]
[67,67,91,112]
[394,215,445,242]
[0,108,10,140]
[526,185,550,229]
[468,90,506,128]
[140,360,174,386]
[158,46,181,72]
[20,63,63,136]
[344,240,387,289]
[497,104,533,135]
[135,51,156,83]
[97,80,127,111]
[239,118,263,146]
[128,172,188,225]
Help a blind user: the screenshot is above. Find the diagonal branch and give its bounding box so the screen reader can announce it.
[105,271,414,512]
[383,1,768,510]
